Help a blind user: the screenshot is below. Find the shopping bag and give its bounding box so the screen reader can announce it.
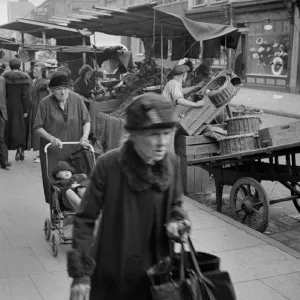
[186,237,237,300]
[147,238,236,300]
[147,247,200,300]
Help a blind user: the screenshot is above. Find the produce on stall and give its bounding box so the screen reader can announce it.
[109,58,171,118]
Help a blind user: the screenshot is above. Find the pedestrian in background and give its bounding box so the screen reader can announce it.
[31,62,49,163]
[45,58,58,79]
[0,73,10,169]
[67,93,190,300]
[3,58,31,161]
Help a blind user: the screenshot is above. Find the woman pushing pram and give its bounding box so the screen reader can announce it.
[33,71,93,256]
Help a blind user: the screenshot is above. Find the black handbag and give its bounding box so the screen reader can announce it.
[147,238,236,300]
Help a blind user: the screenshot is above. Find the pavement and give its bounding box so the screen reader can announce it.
[231,87,300,119]
[1,150,300,299]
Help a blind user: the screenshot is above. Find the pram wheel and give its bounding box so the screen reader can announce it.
[44,219,51,241]
[51,231,59,257]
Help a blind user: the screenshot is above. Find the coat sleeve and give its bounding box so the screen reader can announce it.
[21,83,31,114]
[33,99,47,129]
[67,155,106,283]
[170,157,189,221]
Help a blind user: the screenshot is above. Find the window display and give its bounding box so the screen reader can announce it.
[246,20,290,77]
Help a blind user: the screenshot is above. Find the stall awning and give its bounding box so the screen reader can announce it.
[50,2,240,48]
[0,18,82,39]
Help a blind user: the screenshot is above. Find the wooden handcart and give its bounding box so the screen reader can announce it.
[191,141,300,232]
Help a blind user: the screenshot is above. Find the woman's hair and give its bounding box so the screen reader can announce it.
[0,67,4,76]
[78,64,93,78]
[41,66,47,79]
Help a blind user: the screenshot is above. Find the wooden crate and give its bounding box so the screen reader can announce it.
[175,134,220,194]
[175,69,236,136]
[259,121,300,148]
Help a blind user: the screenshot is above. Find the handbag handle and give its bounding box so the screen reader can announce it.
[187,237,217,300]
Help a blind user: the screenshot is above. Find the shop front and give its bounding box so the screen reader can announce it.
[235,9,292,90]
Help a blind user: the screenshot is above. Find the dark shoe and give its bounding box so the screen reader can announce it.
[20,150,25,161]
[15,149,20,161]
[1,161,11,169]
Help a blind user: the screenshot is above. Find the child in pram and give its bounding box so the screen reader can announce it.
[52,161,89,211]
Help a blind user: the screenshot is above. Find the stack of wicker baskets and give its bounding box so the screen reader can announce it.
[219,114,261,155]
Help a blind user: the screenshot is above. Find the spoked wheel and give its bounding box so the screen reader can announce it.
[230,177,270,232]
[44,219,51,241]
[291,183,300,213]
[51,231,59,257]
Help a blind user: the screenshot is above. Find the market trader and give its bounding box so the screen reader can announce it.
[163,64,206,109]
[163,64,206,153]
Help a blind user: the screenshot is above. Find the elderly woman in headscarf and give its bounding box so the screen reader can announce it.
[31,62,49,163]
[67,93,191,300]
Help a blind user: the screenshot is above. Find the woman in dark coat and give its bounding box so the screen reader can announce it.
[67,93,191,300]
[34,71,91,204]
[3,58,31,161]
[73,64,94,100]
[31,62,49,162]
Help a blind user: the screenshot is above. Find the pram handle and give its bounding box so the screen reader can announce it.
[44,142,95,154]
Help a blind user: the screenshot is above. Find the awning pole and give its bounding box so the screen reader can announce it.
[160,24,163,93]
[42,31,46,45]
[82,36,86,65]
[21,33,25,72]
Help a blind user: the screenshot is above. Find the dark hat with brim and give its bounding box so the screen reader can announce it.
[125,93,177,131]
[49,71,71,89]
[52,161,75,178]
[172,64,190,75]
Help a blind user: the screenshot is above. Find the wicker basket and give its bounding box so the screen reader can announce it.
[232,105,263,120]
[219,133,257,155]
[207,76,235,108]
[227,115,260,136]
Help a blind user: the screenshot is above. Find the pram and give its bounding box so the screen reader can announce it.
[43,142,96,257]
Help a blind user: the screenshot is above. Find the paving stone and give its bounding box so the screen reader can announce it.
[219,245,300,283]
[262,272,300,300]
[183,199,201,211]
[0,276,42,300]
[188,209,230,230]
[234,280,288,300]
[30,271,71,300]
[0,229,12,250]
[6,205,48,227]
[191,225,266,252]
[0,210,14,227]
[2,224,47,249]
[0,248,46,278]
[31,244,68,273]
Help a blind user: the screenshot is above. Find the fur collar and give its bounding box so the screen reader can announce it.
[3,70,31,85]
[119,140,171,192]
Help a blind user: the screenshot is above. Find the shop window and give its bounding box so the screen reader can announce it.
[246,20,290,77]
[211,0,228,4]
[193,0,207,7]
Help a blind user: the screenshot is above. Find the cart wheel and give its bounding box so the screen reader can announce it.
[291,183,300,213]
[51,232,59,257]
[230,177,270,232]
[44,219,51,241]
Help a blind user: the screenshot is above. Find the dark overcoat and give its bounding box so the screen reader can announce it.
[68,140,188,300]
[0,76,7,121]
[30,78,49,151]
[3,70,31,150]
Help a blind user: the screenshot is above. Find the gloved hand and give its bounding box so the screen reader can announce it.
[166,219,191,243]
